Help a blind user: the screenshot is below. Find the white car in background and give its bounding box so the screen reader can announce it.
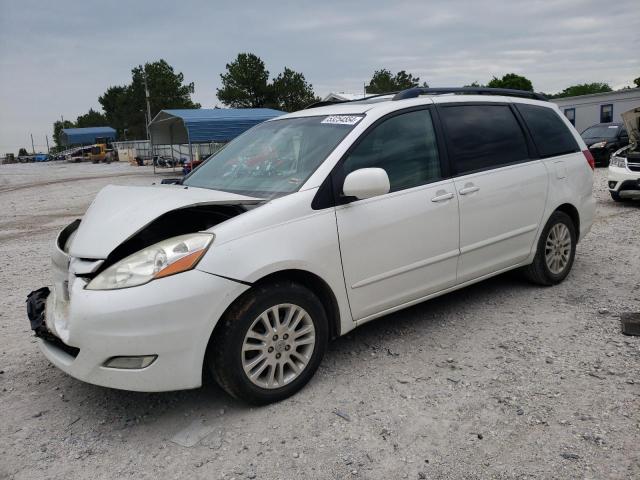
[608,107,640,202]
[27,87,595,404]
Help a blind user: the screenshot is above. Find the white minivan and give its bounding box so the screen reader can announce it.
[27,87,596,404]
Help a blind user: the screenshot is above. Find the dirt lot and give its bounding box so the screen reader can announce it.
[0,162,638,479]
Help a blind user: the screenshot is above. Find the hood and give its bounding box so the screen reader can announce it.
[621,107,640,145]
[69,184,261,259]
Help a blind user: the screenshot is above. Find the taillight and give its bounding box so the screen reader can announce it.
[583,149,595,171]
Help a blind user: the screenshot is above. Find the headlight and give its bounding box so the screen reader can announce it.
[86,233,214,290]
[610,156,627,168]
[590,141,607,149]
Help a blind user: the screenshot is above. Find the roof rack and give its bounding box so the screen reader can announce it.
[306,87,547,109]
[305,92,398,109]
[392,87,547,101]
[305,99,348,109]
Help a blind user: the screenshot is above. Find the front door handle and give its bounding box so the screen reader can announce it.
[431,192,454,202]
[459,185,480,195]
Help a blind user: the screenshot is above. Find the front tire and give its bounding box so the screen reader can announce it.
[523,211,577,286]
[610,191,624,202]
[207,281,328,405]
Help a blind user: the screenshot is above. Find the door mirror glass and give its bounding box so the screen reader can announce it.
[343,168,390,200]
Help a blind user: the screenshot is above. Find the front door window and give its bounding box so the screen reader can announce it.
[341,109,441,193]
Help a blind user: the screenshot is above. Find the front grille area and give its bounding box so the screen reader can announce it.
[627,162,640,172]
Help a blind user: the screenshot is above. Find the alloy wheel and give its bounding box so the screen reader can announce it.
[545,223,572,275]
[241,303,316,389]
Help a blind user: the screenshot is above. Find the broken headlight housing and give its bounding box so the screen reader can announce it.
[86,233,214,290]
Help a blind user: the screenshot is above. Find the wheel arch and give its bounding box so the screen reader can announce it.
[251,269,342,340]
[554,203,580,237]
[208,268,342,349]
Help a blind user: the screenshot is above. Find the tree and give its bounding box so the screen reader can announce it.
[52,119,75,148]
[217,53,271,108]
[97,60,199,140]
[54,59,199,145]
[633,76,639,88]
[98,86,130,135]
[486,73,533,92]
[125,60,200,139]
[366,69,424,94]
[18,147,29,156]
[216,54,320,111]
[75,108,107,128]
[271,67,319,111]
[552,82,612,98]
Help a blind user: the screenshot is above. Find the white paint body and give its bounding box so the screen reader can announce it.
[40,95,595,392]
[608,107,640,198]
[608,147,640,198]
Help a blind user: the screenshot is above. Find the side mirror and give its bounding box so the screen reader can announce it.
[343,168,390,200]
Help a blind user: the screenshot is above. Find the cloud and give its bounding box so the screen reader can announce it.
[0,0,638,153]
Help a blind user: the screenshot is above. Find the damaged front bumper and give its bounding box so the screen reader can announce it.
[26,286,79,357]
[26,271,249,392]
[27,223,250,392]
[27,286,51,337]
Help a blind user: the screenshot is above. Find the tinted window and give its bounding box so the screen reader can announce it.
[440,104,529,174]
[517,104,580,158]
[342,109,441,192]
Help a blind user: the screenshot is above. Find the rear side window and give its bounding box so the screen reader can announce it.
[342,109,441,192]
[439,104,529,174]
[516,104,579,158]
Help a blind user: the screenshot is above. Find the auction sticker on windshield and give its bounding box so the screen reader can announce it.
[321,115,362,125]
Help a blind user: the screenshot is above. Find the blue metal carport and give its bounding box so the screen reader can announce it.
[148,108,284,146]
[61,126,116,146]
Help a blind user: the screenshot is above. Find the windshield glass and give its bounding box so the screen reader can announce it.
[183,115,363,198]
[581,125,620,138]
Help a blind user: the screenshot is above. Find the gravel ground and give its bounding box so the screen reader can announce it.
[0,162,638,480]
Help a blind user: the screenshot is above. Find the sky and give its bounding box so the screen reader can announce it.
[0,0,638,154]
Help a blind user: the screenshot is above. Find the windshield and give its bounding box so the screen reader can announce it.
[581,125,620,138]
[183,115,363,198]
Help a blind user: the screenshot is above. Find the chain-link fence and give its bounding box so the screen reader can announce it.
[112,140,226,173]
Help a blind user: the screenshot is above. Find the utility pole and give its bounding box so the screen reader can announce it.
[45,135,50,153]
[143,68,154,162]
[143,70,152,141]
[31,134,35,154]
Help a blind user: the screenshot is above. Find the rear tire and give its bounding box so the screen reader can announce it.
[207,281,328,405]
[523,211,576,286]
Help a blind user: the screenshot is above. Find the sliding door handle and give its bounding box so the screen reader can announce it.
[459,185,479,195]
[431,192,454,202]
